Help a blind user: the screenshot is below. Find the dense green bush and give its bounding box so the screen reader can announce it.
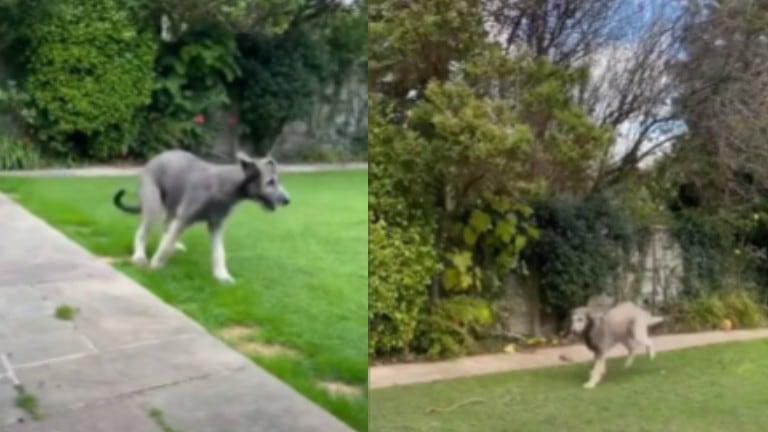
[2,1,366,164]
[235,27,335,156]
[235,1,365,156]
[669,210,736,295]
[368,12,615,356]
[414,296,494,359]
[24,0,156,160]
[669,209,768,291]
[134,22,239,158]
[367,54,542,357]
[0,135,41,170]
[677,289,766,331]
[522,195,638,320]
[368,215,439,357]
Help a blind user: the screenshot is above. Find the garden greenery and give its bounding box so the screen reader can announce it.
[0,0,366,162]
[135,21,240,158]
[25,0,156,160]
[522,195,639,320]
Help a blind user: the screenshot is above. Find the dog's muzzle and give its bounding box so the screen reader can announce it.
[277,185,291,206]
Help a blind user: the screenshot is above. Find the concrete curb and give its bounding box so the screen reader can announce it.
[0,192,355,431]
[369,328,768,389]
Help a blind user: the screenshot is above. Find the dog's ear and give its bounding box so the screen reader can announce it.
[260,156,277,176]
[236,151,259,176]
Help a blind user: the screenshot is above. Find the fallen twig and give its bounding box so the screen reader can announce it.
[426,398,486,414]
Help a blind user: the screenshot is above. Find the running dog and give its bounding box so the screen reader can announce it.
[113,149,290,284]
[569,301,664,389]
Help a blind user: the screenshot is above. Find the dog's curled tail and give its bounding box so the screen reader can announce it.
[113,189,141,214]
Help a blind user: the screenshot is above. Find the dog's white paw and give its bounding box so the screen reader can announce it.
[149,259,165,270]
[174,242,187,252]
[215,272,236,284]
[583,382,597,389]
[131,255,148,267]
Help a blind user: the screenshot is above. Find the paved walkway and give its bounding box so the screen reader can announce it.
[0,193,353,431]
[370,328,768,389]
[0,163,368,178]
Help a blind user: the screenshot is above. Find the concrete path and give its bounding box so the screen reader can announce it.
[0,163,367,178]
[370,328,768,389]
[0,193,353,431]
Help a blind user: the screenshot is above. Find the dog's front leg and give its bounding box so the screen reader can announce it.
[150,219,186,269]
[584,353,606,389]
[209,222,235,284]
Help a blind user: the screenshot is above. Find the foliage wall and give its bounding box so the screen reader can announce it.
[368,0,628,359]
[0,0,367,166]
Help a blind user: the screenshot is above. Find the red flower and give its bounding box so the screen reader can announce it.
[193,114,205,124]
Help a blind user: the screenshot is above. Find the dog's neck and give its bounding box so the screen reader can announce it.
[215,164,252,199]
[582,315,601,355]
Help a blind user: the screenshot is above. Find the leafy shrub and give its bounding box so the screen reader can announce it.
[235,27,336,155]
[678,289,766,331]
[368,216,439,357]
[369,0,616,358]
[0,135,41,170]
[0,80,31,133]
[670,210,736,296]
[134,22,239,158]
[368,63,540,357]
[414,296,494,359]
[232,3,365,156]
[24,0,156,160]
[523,195,638,320]
[324,3,367,81]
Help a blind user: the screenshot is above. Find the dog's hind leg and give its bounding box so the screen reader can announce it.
[584,354,607,389]
[161,219,187,252]
[150,218,187,269]
[632,318,656,360]
[132,176,163,266]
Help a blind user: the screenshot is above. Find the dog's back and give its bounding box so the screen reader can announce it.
[602,301,663,341]
[144,150,211,187]
[142,150,218,215]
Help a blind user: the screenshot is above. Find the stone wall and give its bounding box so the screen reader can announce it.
[619,225,684,312]
[272,68,367,161]
[494,225,684,336]
[213,68,368,162]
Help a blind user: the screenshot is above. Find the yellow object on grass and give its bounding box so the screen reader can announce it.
[721,318,733,331]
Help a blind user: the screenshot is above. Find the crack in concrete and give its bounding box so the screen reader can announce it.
[40,365,251,416]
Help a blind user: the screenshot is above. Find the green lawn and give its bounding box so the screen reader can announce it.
[0,170,368,431]
[371,339,768,432]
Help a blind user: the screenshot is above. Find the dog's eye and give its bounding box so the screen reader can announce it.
[267,179,276,186]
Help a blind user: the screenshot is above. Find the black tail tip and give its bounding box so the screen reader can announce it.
[113,188,126,202]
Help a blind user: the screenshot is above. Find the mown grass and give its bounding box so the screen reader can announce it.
[0,170,368,430]
[15,391,42,421]
[54,304,77,321]
[371,339,768,432]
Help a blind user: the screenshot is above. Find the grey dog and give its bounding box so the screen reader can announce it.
[113,149,291,283]
[569,301,664,389]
